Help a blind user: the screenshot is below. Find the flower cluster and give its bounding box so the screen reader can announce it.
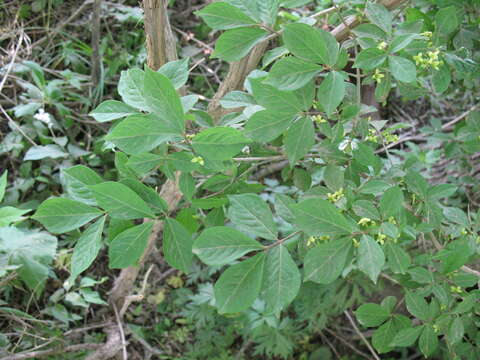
[366,128,378,142]
[357,217,376,227]
[191,156,205,166]
[377,41,387,50]
[327,188,344,203]
[376,233,387,245]
[306,235,330,247]
[383,130,399,144]
[372,69,385,84]
[413,49,443,70]
[312,114,326,124]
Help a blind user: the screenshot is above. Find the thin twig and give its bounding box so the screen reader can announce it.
[344,310,381,360]
[0,31,24,93]
[112,304,127,360]
[0,105,37,146]
[2,343,101,360]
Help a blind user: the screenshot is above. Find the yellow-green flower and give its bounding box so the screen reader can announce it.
[366,128,378,143]
[421,31,433,38]
[191,156,205,166]
[377,41,388,50]
[358,217,373,227]
[312,114,326,123]
[376,233,387,245]
[372,69,385,84]
[327,188,344,203]
[450,285,462,294]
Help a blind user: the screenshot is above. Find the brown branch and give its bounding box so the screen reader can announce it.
[332,0,407,41]
[207,41,269,120]
[143,0,177,70]
[85,3,182,359]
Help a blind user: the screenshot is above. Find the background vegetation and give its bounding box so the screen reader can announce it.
[0,0,479,359]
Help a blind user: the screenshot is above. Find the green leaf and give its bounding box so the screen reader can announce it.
[352,24,387,40]
[192,127,251,161]
[0,170,7,203]
[118,68,147,110]
[405,291,430,321]
[251,79,304,115]
[220,91,256,108]
[158,58,190,89]
[262,245,301,313]
[89,100,138,122]
[24,145,68,161]
[372,316,410,354]
[196,2,256,30]
[448,317,464,345]
[352,200,380,220]
[405,171,428,199]
[228,194,277,240]
[389,56,416,83]
[212,27,268,62]
[293,198,358,236]
[380,186,404,217]
[182,94,198,112]
[193,226,263,266]
[282,23,339,66]
[274,194,296,222]
[390,326,424,347]
[353,48,387,70]
[224,0,260,21]
[323,164,344,191]
[317,71,345,117]
[355,303,390,327]
[119,178,168,214]
[258,0,280,25]
[265,56,322,91]
[443,207,468,226]
[293,168,311,191]
[435,6,458,35]
[284,117,315,166]
[385,243,411,274]
[366,2,392,34]
[108,222,153,268]
[179,173,195,201]
[303,238,352,284]
[214,252,265,314]
[354,143,382,174]
[105,114,181,154]
[70,216,106,280]
[358,235,385,284]
[432,62,451,94]
[419,325,438,358]
[127,153,163,175]
[32,198,103,234]
[163,218,193,272]
[144,69,185,134]
[62,165,103,206]
[244,110,294,142]
[227,194,278,240]
[90,182,155,219]
[0,226,57,290]
[375,72,392,102]
[390,33,419,53]
[0,206,30,227]
[224,0,278,25]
